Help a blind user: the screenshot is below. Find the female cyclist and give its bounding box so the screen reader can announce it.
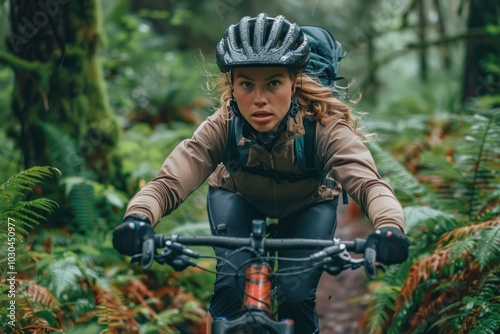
[113,13,410,334]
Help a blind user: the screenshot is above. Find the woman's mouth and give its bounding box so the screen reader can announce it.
[252,111,273,123]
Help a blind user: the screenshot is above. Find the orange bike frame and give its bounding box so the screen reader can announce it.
[243,262,273,315]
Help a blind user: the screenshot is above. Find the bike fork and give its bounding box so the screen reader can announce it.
[211,262,295,333]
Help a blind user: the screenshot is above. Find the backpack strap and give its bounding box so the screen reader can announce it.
[300,117,324,179]
[295,117,327,182]
[224,114,248,173]
[297,117,349,204]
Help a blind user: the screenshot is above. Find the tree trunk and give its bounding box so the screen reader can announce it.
[418,0,428,81]
[364,35,379,105]
[2,0,119,181]
[462,0,500,102]
[432,0,451,70]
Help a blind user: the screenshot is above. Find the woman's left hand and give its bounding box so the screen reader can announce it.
[366,227,410,264]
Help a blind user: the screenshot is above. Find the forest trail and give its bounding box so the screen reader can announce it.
[317,202,372,334]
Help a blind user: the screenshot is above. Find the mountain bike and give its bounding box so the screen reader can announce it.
[131,219,381,334]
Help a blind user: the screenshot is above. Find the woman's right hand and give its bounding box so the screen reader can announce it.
[112,213,154,256]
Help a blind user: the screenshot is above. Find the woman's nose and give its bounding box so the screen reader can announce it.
[253,88,267,106]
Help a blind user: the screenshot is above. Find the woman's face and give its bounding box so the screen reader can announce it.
[232,67,295,132]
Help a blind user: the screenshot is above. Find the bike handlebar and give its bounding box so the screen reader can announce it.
[133,235,380,280]
[130,217,381,279]
[154,234,367,254]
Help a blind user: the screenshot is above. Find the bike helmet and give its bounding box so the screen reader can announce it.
[216,13,310,73]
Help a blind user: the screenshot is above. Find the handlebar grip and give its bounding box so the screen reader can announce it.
[352,238,366,254]
[154,234,166,248]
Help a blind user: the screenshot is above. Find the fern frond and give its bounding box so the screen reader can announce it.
[437,218,500,248]
[367,142,427,206]
[67,182,96,234]
[363,109,500,333]
[120,279,159,318]
[94,285,140,333]
[436,219,499,271]
[0,166,60,203]
[0,167,59,246]
[3,199,58,234]
[10,289,60,329]
[45,256,85,298]
[466,300,500,334]
[396,248,451,308]
[458,269,500,333]
[403,206,457,236]
[408,284,466,333]
[19,280,61,311]
[465,112,499,220]
[363,284,400,334]
[474,269,500,301]
[37,121,85,175]
[472,224,500,270]
[11,325,64,334]
[448,237,476,260]
[449,110,499,221]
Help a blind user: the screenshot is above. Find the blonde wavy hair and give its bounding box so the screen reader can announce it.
[207,69,362,136]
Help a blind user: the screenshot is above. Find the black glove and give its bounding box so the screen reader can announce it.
[112,213,154,256]
[366,227,410,265]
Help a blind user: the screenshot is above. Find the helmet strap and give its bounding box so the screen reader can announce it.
[229,93,242,117]
[288,94,299,118]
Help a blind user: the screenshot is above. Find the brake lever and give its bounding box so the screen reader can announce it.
[323,250,357,275]
[131,238,155,269]
[130,238,155,269]
[153,242,197,271]
[350,258,364,270]
[364,246,377,280]
[168,255,197,271]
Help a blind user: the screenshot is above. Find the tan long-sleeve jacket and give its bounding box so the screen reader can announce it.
[125,104,405,231]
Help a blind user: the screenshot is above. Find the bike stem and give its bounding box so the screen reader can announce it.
[250,219,266,256]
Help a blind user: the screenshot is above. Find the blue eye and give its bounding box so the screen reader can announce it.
[241,81,252,89]
[269,80,281,87]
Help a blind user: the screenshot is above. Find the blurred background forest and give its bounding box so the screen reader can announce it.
[0,0,498,333]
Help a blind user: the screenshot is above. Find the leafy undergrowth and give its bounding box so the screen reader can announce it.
[361,108,500,333]
[0,166,213,333]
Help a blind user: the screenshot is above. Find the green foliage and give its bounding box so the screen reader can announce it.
[117,122,196,193]
[38,121,128,232]
[363,107,500,334]
[0,167,60,332]
[0,68,16,182]
[0,127,210,332]
[114,120,209,231]
[367,142,428,207]
[417,109,500,221]
[0,166,59,238]
[37,122,87,177]
[101,9,212,128]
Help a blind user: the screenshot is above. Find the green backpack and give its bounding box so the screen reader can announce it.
[223,26,346,194]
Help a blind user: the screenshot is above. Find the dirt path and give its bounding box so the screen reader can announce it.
[317,202,372,334]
